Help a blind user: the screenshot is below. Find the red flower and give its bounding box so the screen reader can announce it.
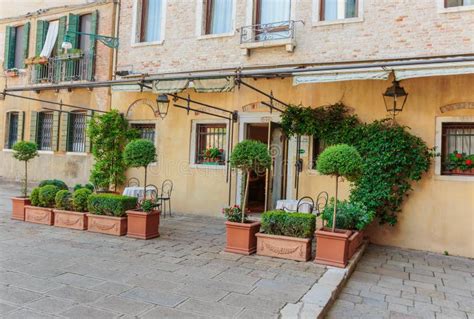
[466,159,473,166]
[455,153,462,159]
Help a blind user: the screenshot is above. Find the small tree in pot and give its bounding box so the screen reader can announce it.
[124,139,156,200]
[11,141,39,220]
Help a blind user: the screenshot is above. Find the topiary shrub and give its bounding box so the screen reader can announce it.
[124,139,156,200]
[230,140,272,222]
[39,179,68,191]
[73,183,95,192]
[72,188,92,212]
[88,194,138,217]
[12,141,39,197]
[322,199,375,231]
[55,190,72,210]
[38,185,60,208]
[261,211,316,238]
[30,187,40,206]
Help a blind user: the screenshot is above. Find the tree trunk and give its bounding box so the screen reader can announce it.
[143,166,147,200]
[332,175,339,232]
[24,161,28,197]
[241,170,250,223]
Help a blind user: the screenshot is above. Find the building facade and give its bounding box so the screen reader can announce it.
[2,0,473,257]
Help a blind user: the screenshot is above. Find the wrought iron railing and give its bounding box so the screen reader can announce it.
[240,20,296,44]
[28,53,95,85]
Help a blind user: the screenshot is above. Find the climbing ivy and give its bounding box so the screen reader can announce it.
[281,104,434,225]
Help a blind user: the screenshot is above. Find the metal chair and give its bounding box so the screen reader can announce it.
[314,191,329,216]
[296,196,315,213]
[127,177,140,187]
[157,179,173,217]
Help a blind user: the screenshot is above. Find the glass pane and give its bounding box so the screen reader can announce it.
[79,14,92,52]
[323,0,338,21]
[8,113,19,149]
[258,0,291,24]
[14,25,25,69]
[141,0,162,42]
[445,0,464,7]
[131,124,156,143]
[69,113,86,152]
[38,112,54,151]
[209,0,233,34]
[322,0,357,21]
[196,124,226,165]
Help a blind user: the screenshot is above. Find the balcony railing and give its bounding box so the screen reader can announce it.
[28,53,95,85]
[240,20,296,44]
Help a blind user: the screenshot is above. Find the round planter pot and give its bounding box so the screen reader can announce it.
[11,197,30,221]
[25,206,54,225]
[256,232,312,262]
[53,209,88,230]
[314,227,352,268]
[225,220,260,255]
[86,214,127,236]
[126,209,160,240]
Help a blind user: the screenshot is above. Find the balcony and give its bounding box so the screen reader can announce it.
[28,53,95,85]
[240,20,296,55]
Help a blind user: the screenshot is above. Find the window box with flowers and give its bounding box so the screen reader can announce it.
[202,147,225,165]
[446,151,474,175]
[5,68,19,77]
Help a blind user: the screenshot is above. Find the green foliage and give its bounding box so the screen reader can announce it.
[30,187,40,206]
[13,141,38,162]
[446,151,474,171]
[281,104,433,225]
[87,110,138,190]
[72,188,92,212]
[39,179,68,190]
[230,140,272,173]
[124,139,156,168]
[140,199,154,213]
[73,183,95,192]
[222,205,247,223]
[322,199,375,231]
[38,185,60,208]
[261,210,316,238]
[88,193,138,217]
[55,190,72,210]
[317,144,362,181]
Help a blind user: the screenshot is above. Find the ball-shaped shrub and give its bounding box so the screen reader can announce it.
[13,141,38,162]
[73,183,94,192]
[55,190,72,210]
[124,139,156,168]
[230,140,272,173]
[38,185,60,208]
[317,144,362,181]
[72,188,92,212]
[30,187,40,206]
[39,179,68,190]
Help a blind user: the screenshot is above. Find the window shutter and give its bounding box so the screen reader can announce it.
[17,111,25,141]
[67,14,80,49]
[58,112,69,152]
[57,16,67,55]
[87,10,99,81]
[35,20,49,56]
[52,111,60,151]
[85,110,94,153]
[4,26,16,70]
[21,22,30,69]
[29,111,38,143]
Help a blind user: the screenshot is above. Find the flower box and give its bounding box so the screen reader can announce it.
[87,214,127,236]
[11,197,30,221]
[53,209,88,230]
[126,209,160,240]
[314,227,352,268]
[5,69,19,77]
[347,230,364,260]
[25,206,54,225]
[225,221,260,255]
[256,233,312,261]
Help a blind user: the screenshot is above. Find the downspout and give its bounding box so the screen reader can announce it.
[107,0,120,113]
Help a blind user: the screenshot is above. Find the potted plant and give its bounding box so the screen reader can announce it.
[5,68,19,77]
[124,139,156,200]
[202,147,224,165]
[447,151,465,174]
[127,199,160,239]
[314,144,363,268]
[11,141,39,221]
[225,140,271,255]
[87,193,137,236]
[256,210,316,261]
[321,200,375,260]
[25,185,60,225]
[53,187,92,230]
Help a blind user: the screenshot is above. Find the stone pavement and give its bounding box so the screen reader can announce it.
[0,181,327,318]
[326,245,474,319]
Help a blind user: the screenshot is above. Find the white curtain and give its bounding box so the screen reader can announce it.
[323,0,338,21]
[40,20,59,58]
[259,0,291,24]
[143,0,162,42]
[209,0,233,34]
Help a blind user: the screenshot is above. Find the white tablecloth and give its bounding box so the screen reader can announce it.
[122,186,156,198]
[276,199,313,213]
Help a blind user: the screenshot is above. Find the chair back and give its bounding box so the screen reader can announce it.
[296,196,315,213]
[127,177,140,187]
[145,184,159,201]
[315,191,329,215]
[161,179,173,198]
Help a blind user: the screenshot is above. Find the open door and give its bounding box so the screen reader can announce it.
[265,122,288,211]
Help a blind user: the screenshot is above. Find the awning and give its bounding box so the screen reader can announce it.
[152,79,189,94]
[193,77,235,93]
[293,68,390,85]
[40,20,59,58]
[393,62,474,80]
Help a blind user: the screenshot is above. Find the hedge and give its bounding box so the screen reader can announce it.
[88,194,138,217]
[261,210,316,239]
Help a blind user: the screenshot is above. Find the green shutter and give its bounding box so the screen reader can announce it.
[67,14,80,48]
[21,22,30,69]
[29,111,38,143]
[35,20,49,56]
[54,16,68,82]
[58,112,69,152]
[87,10,99,81]
[85,110,94,152]
[4,26,16,70]
[52,111,60,151]
[17,111,25,141]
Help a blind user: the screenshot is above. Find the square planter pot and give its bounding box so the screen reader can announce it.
[347,230,364,260]
[11,197,30,221]
[256,233,312,262]
[53,209,88,230]
[314,227,352,268]
[225,221,260,255]
[126,209,160,240]
[86,214,127,236]
[25,206,54,225]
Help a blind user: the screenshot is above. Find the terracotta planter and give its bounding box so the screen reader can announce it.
[314,227,352,268]
[225,221,260,255]
[347,230,364,260]
[86,214,127,236]
[126,209,160,240]
[25,206,54,225]
[53,209,88,230]
[11,197,30,221]
[256,233,312,262]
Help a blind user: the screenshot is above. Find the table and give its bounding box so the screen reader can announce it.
[122,186,156,198]
[276,199,313,213]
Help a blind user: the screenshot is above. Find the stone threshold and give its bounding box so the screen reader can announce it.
[280,241,368,319]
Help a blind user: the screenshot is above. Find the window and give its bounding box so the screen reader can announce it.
[195,123,227,165]
[204,0,233,35]
[254,0,291,41]
[311,136,326,169]
[320,0,358,21]
[4,24,29,70]
[131,123,156,143]
[441,122,474,175]
[445,0,474,7]
[13,25,25,69]
[37,112,54,151]
[138,0,164,42]
[79,14,92,52]
[5,112,19,149]
[68,112,87,152]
